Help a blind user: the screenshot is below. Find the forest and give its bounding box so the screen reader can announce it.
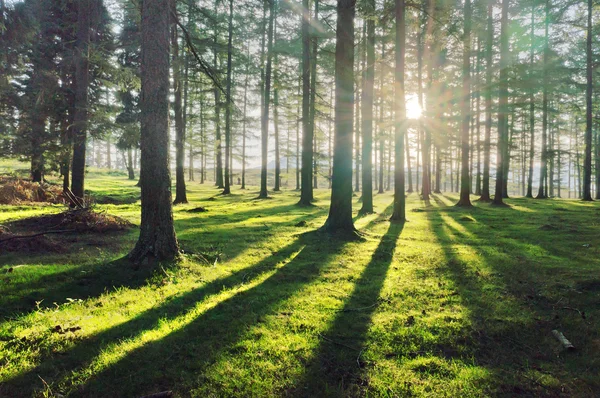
[1,0,600,396]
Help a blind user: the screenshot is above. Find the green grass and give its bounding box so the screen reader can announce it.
[1,166,600,397]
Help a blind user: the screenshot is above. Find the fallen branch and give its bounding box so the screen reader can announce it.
[561,306,586,319]
[0,230,75,245]
[552,330,575,351]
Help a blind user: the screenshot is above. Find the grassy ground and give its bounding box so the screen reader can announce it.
[1,167,599,397]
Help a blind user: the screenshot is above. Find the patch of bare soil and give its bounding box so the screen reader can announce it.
[0,177,64,205]
[0,209,135,253]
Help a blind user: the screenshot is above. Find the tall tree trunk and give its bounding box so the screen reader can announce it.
[223,0,234,195]
[493,0,509,205]
[71,0,91,199]
[479,0,493,202]
[391,0,406,222]
[359,0,375,214]
[583,0,593,201]
[310,0,319,191]
[241,45,250,190]
[457,0,472,207]
[526,3,536,198]
[127,147,135,180]
[296,78,301,190]
[475,37,482,196]
[130,0,179,263]
[259,0,274,199]
[355,21,364,193]
[537,0,550,199]
[323,0,356,234]
[172,5,187,204]
[213,2,223,189]
[299,0,313,204]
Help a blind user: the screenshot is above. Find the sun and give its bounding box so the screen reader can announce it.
[406,96,422,119]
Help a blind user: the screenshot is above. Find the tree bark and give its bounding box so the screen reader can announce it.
[172,4,187,204]
[299,0,313,204]
[391,0,406,222]
[71,0,91,199]
[583,0,593,201]
[457,0,472,207]
[359,0,375,214]
[223,0,234,195]
[259,0,274,199]
[129,0,179,263]
[493,0,509,205]
[479,0,493,202]
[323,0,356,234]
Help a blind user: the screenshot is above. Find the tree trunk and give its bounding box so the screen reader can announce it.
[310,0,319,191]
[359,0,375,214]
[129,0,179,263]
[391,0,406,222]
[71,0,91,199]
[259,0,274,199]
[480,0,493,202]
[457,0,472,207]
[213,2,223,189]
[223,0,234,195]
[323,0,356,234]
[526,3,536,198]
[537,0,549,199]
[493,0,509,205]
[583,0,593,201]
[299,0,313,204]
[172,6,187,204]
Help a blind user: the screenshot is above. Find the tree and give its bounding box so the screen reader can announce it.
[71,0,92,199]
[582,0,593,201]
[493,0,509,205]
[322,0,356,234]
[299,0,313,205]
[172,0,187,204]
[359,0,375,215]
[259,0,274,199]
[390,0,406,222]
[129,0,179,263]
[479,0,493,202]
[223,0,234,195]
[457,0,472,207]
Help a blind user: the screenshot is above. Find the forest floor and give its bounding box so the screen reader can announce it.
[1,166,600,397]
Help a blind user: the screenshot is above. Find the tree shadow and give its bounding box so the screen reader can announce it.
[2,231,352,397]
[426,199,600,396]
[292,221,404,395]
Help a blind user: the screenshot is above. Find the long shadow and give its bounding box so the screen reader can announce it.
[427,197,600,395]
[2,231,351,397]
[293,222,404,395]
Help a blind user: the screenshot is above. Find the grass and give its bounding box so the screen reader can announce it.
[1,164,599,397]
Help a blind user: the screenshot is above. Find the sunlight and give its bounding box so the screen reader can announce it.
[406,96,422,119]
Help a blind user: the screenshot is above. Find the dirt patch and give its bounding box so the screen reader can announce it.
[0,177,63,205]
[8,209,134,233]
[187,206,209,213]
[1,209,135,253]
[0,227,66,253]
